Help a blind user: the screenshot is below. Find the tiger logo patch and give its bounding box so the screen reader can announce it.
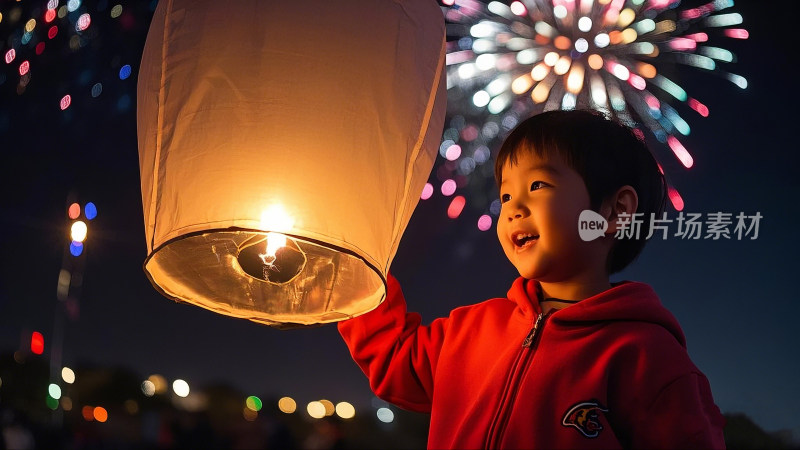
[562,401,608,438]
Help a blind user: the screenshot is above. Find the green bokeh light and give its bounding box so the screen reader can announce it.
[245,395,263,411]
[46,394,59,410]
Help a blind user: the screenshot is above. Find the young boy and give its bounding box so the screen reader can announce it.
[338,109,726,449]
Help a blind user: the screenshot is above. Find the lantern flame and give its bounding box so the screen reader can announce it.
[260,204,294,231]
[260,232,286,264]
[259,204,295,265]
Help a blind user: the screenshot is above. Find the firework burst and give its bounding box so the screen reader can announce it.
[431,0,747,225]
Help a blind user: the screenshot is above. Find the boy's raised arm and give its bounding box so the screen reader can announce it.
[337,273,447,413]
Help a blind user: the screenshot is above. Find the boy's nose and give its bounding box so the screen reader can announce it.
[506,202,530,220]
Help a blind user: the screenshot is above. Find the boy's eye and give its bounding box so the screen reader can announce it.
[530,181,546,191]
[501,193,511,203]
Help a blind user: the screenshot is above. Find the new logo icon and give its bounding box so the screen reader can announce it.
[578,210,608,242]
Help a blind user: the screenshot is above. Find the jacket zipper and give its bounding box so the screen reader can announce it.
[484,312,549,449]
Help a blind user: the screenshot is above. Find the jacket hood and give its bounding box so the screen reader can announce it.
[507,277,686,347]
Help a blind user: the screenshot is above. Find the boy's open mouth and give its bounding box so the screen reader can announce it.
[512,232,539,249]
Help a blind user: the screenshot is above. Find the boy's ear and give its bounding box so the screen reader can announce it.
[600,185,639,235]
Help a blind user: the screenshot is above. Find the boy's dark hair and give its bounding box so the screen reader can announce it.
[494,109,667,274]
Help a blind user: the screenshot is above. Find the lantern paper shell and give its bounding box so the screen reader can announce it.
[137,0,446,327]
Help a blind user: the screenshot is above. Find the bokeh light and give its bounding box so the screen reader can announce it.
[141,380,155,397]
[441,179,457,196]
[172,379,190,397]
[85,202,97,220]
[376,407,394,423]
[76,13,91,32]
[71,220,87,242]
[147,374,167,394]
[68,203,80,219]
[82,405,94,421]
[48,383,62,400]
[243,406,258,421]
[69,241,83,257]
[119,64,132,80]
[93,406,108,423]
[62,367,76,384]
[46,395,59,410]
[319,399,335,417]
[447,195,466,219]
[278,397,296,414]
[444,144,462,161]
[335,402,355,419]
[420,183,434,200]
[477,214,492,232]
[61,397,73,411]
[245,395,263,412]
[30,331,44,355]
[307,401,325,419]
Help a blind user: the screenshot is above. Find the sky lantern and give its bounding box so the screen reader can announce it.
[137,0,446,326]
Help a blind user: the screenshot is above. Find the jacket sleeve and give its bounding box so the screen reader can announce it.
[626,371,726,449]
[608,329,727,450]
[337,273,448,413]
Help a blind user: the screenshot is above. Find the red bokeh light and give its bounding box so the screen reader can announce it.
[447,196,466,219]
[30,331,44,355]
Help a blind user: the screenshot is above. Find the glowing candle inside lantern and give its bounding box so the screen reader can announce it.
[235,204,305,284]
[260,204,294,231]
[258,204,294,265]
[260,233,286,264]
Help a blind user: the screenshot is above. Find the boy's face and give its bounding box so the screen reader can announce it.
[497,149,604,282]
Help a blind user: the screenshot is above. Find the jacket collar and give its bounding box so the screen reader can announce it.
[506,277,686,347]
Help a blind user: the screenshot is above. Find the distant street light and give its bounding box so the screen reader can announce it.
[70,220,87,242]
[50,195,95,425]
[172,379,190,398]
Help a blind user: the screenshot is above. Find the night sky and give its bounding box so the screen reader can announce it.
[1,0,798,441]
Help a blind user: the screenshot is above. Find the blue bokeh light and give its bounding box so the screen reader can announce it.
[85,202,97,220]
[119,64,132,80]
[69,241,83,256]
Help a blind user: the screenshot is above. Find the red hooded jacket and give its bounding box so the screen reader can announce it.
[338,275,726,449]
